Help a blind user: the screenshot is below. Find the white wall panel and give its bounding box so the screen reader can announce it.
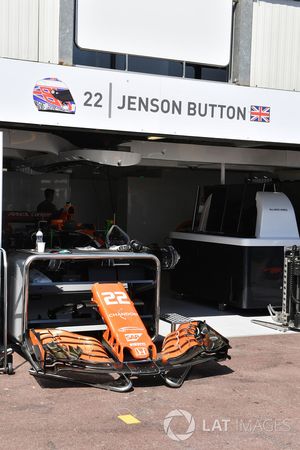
[38,0,59,63]
[0,0,39,61]
[250,0,300,91]
[0,0,59,63]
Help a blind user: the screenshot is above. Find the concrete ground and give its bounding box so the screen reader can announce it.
[0,332,299,450]
[1,283,300,450]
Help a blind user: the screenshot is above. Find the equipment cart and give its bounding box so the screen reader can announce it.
[8,249,161,346]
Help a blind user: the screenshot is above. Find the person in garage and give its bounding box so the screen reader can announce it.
[37,188,57,214]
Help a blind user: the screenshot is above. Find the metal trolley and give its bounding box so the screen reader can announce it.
[8,250,161,346]
[0,248,13,374]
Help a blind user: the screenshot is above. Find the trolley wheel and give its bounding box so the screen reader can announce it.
[7,362,14,375]
[7,354,14,375]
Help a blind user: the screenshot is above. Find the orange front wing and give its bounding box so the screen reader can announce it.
[25,283,230,391]
[29,328,113,364]
[161,322,203,364]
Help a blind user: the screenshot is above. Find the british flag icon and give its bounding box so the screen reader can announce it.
[250,105,270,123]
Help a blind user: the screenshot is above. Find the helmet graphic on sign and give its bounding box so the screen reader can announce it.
[33,77,76,114]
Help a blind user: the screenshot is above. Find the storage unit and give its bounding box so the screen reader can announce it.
[7,250,160,345]
[170,189,300,309]
[170,233,300,309]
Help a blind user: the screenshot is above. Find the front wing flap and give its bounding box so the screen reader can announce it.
[24,320,230,392]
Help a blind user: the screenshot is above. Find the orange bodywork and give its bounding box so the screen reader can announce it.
[161,322,202,364]
[29,329,112,364]
[50,219,64,230]
[91,282,157,361]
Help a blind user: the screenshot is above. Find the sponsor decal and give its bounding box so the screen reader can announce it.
[129,342,147,347]
[108,312,138,320]
[124,333,143,342]
[119,327,144,332]
[134,347,148,356]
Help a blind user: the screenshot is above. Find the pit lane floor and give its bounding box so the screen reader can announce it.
[0,299,299,450]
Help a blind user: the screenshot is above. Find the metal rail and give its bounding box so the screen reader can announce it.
[0,247,9,372]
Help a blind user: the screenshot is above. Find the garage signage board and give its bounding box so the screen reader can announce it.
[75,0,233,67]
[1,57,300,145]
